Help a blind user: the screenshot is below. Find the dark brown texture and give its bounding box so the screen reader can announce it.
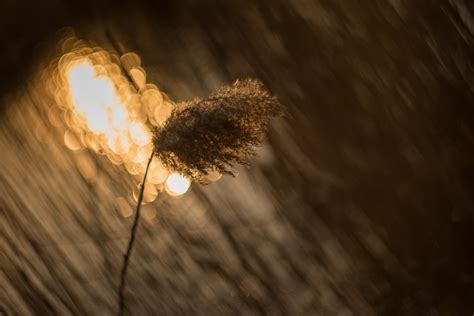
[153,79,284,183]
[1,0,474,315]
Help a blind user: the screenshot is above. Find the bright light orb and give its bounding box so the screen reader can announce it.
[165,173,191,196]
[56,46,199,197]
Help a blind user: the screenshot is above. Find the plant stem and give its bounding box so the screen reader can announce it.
[118,151,154,316]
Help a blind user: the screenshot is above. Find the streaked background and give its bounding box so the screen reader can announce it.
[1,1,473,314]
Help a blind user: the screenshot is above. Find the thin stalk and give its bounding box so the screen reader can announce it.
[118,151,154,316]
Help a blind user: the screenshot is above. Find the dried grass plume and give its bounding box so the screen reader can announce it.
[152,79,284,183]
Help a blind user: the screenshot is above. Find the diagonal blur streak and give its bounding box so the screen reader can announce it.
[1,0,474,315]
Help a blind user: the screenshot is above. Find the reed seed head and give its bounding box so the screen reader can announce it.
[152,79,284,183]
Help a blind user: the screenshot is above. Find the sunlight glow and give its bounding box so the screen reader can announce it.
[68,62,127,135]
[165,173,191,196]
[48,35,213,198]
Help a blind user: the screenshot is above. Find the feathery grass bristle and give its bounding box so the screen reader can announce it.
[152,79,284,183]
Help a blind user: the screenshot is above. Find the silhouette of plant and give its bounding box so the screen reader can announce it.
[118,79,283,316]
[153,79,284,183]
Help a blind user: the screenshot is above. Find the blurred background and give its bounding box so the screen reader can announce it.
[1,0,473,314]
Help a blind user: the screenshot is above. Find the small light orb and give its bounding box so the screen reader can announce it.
[165,173,191,196]
[129,67,146,89]
[64,130,82,151]
[120,52,141,72]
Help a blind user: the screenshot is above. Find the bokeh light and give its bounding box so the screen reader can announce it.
[165,173,191,196]
[48,36,203,199]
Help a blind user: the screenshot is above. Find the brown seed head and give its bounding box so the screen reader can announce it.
[152,79,284,183]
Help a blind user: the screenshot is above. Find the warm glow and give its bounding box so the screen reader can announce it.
[165,173,191,196]
[68,62,137,139]
[49,36,215,197]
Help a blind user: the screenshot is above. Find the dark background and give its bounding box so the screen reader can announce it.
[1,0,473,314]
